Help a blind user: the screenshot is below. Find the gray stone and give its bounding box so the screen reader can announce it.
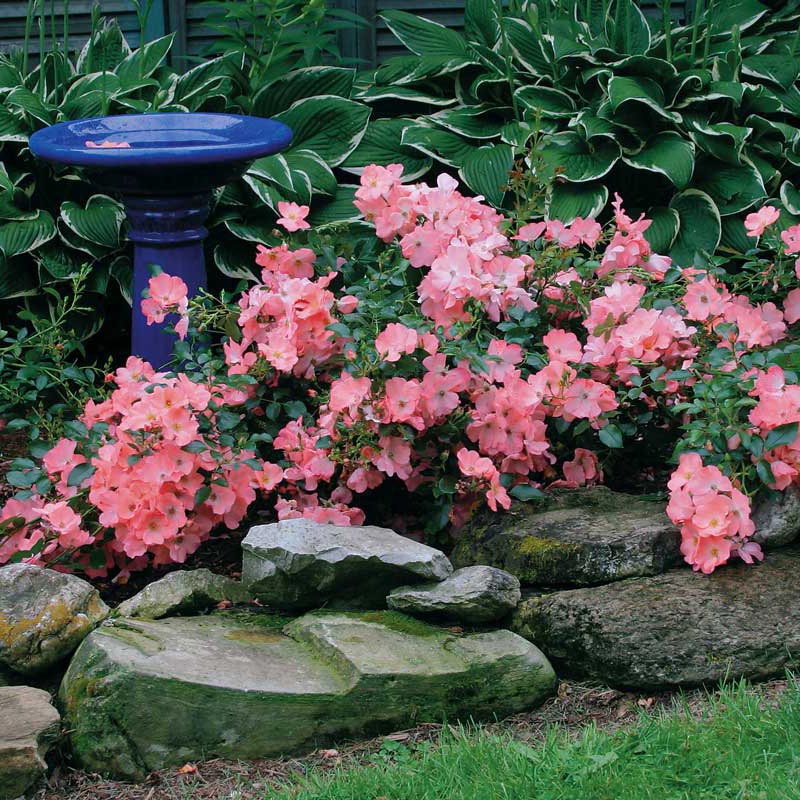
[0,564,109,674]
[753,485,800,548]
[511,546,800,690]
[0,686,60,799]
[61,609,555,779]
[387,566,521,623]
[242,519,453,610]
[115,568,251,619]
[451,487,681,587]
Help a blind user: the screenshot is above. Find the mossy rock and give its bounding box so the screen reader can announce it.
[451,487,681,587]
[0,564,108,675]
[61,609,555,779]
[114,568,251,619]
[511,545,800,689]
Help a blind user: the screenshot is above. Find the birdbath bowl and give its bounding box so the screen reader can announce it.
[30,112,292,368]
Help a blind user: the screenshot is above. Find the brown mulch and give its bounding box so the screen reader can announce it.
[36,677,790,800]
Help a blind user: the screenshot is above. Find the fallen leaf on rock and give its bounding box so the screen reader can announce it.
[637,697,655,710]
[177,763,197,774]
[384,732,411,742]
[319,749,339,759]
[216,600,232,609]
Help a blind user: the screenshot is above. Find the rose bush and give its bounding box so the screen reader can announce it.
[2,164,800,579]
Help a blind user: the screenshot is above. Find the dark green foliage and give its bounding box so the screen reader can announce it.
[354,0,800,266]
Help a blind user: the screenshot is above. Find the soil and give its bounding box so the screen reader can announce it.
[35,677,790,800]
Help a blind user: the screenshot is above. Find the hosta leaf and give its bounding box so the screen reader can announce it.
[607,76,675,121]
[110,255,133,305]
[285,150,338,197]
[748,153,780,194]
[243,175,282,211]
[0,211,56,257]
[570,112,620,141]
[248,155,293,192]
[174,58,235,109]
[274,95,371,167]
[381,10,469,58]
[606,0,651,55]
[76,19,131,73]
[0,60,23,93]
[541,131,621,183]
[501,121,533,147]
[0,165,14,195]
[401,125,475,168]
[341,119,432,180]
[0,253,37,298]
[0,106,29,142]
[60,195,125,249]
[669,189,722,267]
[643,207,680,253]
[610,55,677,82]
[515,85,576,118]
[686,119,752,164]
[115,34,174,85]
[459,143,513,207]
[464,0,503,49]
[252,67,356,117]
[719,214,753,255]
[5,86,54,126]
[429,106,508,140]
[707,0,769,35]
[694,159,766,215]
[505,18,554,76]
[307,185,361,225]
[224,218,275,243]
[354,85,455,106]
[57,223,108,260]
[780,181,800,216]
[35,243,84,280]
[375,55,474,85]
[742,55,800,90]
[622,132,695,188]
[213,243,260,281]
[547,183,608,223]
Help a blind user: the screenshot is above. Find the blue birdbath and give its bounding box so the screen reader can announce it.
[30,112,292,369]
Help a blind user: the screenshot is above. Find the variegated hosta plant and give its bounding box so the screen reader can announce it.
[352,0,800,266]
[0,17,375,322]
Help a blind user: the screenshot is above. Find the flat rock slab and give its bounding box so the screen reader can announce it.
[61,610,554,779]
[511,547,800,690]
[0,686,60,800]
[0,564,109,674]
[115,568,251,619]
[242,519,453,610]
[387,566,521,624]
[451,487,681,587]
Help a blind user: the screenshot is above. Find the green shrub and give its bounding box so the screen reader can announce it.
[352,0,800,265]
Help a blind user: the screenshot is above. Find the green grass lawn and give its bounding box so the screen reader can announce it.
[263,681,800,800]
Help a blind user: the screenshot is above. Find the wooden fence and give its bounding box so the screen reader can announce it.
[0,0,693,68]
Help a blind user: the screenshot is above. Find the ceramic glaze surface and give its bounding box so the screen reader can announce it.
[29,112,293,169]
[29,113,292,368]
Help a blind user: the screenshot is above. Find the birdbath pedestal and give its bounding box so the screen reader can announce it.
[30,113,292,369]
